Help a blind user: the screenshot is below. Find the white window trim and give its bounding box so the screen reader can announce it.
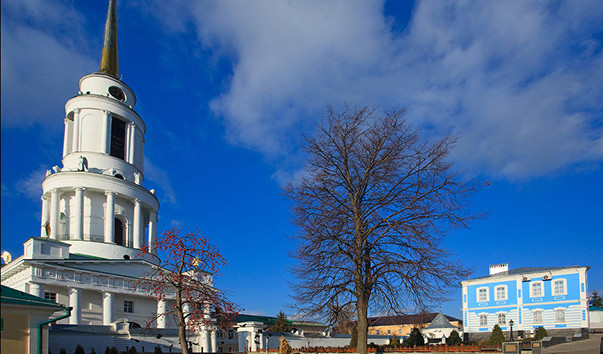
[495,285,508,301]
[497,312,507,325]
[479,313,488,327]
[532,309,543,324]
[552,279,567,296]
[477,287,489,302]
[554,307,566,323]
[530,281,544,297]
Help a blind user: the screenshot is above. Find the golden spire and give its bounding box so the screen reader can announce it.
[99,0,119,77]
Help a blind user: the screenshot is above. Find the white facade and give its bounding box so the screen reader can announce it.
[40,69,159,259]
[0,1,217,352]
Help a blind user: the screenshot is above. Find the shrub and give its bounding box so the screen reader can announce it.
[350,326,358,348]
[60,349,67,354]
[487,324,506,345]
[389,334,400,347]
[90,348,96,354]
[104,347,118,354]
[446,330,462,345]
[127,346,138,354]
[74,345,85,354]
[534,326,548,340]
[154,346,163,354]
[404,328,424,347]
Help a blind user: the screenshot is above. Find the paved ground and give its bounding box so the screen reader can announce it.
[542,333,602,354]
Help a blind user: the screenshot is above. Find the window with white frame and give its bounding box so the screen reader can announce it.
[531,282,544,297]
[123,300,134,313]
[553,279,567,295]
[555,309,565,322]
[495,285,508,301]
[477,287,489,302]
[533,310,543,324]
[479,314,488,326]
[497,313,506,325]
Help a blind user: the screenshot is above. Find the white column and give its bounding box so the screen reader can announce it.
[157,299,167,329]
[72,109,81,152]
[104,192,115,243]
[236,329,247,353]
[50,189,59,240]
[74,187,85,241]
[133,199,142,249]
[69,288,81,325]
[204,328,212,353]
[127,122,136,164]
[28,283,44,298]
[103,291,114,325]
[101,111,111,154]
[41,197,50,237]
[148,211,157,254]
[63,118,70,157]
[183,303,191,325]
[210,329,217,353]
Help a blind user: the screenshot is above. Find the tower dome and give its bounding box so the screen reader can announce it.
[40,0,159,261]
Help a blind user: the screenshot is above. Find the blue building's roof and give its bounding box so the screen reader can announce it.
[469,266,586,281]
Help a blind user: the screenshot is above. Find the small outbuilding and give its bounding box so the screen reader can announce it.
[422,312,461,344]
[1,285,69,354]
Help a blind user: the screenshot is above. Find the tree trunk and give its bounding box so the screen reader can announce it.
[356,296,369,354]
[176,290,191,354]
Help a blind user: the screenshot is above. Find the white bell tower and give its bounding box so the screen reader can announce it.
[40,0,159,261]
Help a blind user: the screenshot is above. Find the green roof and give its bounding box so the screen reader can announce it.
[1,285,64,309]
[69,253,107,260]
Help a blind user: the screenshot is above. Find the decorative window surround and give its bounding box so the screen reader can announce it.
[553,279,567,296]
[495,285,508,301]
[530,281,544,297]
[479,314,488,326]
[477,287,489,302]
[555,308,566,323]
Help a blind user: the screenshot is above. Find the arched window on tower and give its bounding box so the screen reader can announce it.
[59,212,68,240]
[110,116,126,160]
[114,217,125,246]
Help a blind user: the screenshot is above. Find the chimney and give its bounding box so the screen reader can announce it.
[489,263,509,275]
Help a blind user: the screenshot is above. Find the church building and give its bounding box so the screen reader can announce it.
[1,1,217,352]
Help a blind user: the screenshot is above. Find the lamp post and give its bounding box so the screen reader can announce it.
[509,319,514,341]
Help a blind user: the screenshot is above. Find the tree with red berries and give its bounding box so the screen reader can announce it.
[139,228,238,354]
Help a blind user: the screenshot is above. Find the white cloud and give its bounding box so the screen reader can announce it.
[15,165,47,200]
[1,0,96,127]
[150,0,603,180]
[144,157,177,205]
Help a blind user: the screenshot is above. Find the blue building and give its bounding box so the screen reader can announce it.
[461,263,589,340]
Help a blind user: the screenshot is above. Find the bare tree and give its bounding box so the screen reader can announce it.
[285,106,482,354]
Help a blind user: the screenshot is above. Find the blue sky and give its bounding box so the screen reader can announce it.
[2,0,602,320]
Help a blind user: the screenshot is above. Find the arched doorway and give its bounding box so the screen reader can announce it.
[114,217,124,246]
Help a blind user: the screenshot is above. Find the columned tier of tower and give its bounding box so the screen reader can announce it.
[41,171,159,260]
[63,74,145,173]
